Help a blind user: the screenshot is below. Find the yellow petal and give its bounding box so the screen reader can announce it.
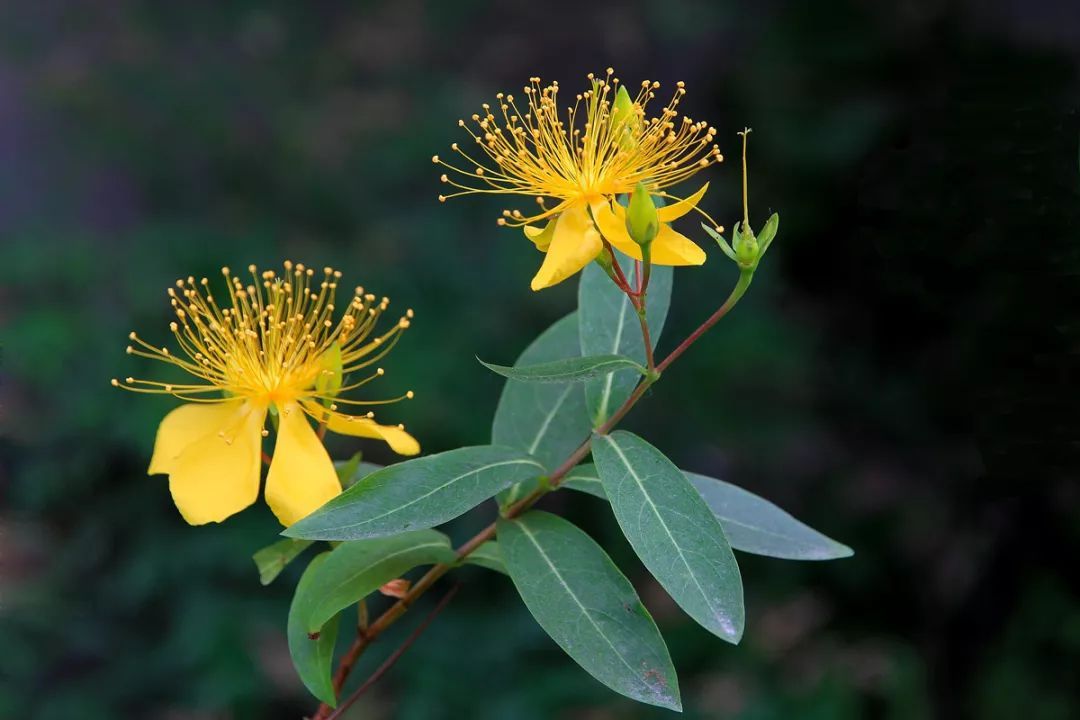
[265,402,342,527]
[650,224,707,266]
[167,401,266,525]
[149,400,244,475]
[591,200,643,260]
[523,219,556,252]
[530,205,603,291]
[325,413,421,456]
[655,182,709,223]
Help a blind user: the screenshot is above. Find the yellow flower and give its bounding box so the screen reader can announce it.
[114,261,420,527]
[434,68,724,290]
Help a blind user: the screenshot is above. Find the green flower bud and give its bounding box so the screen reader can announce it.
[734,222,759,268]
[593,243,615,274]
[701,131,780,273]
[626,183,659,246]
[315,342,343,399]
[612,85,642,150]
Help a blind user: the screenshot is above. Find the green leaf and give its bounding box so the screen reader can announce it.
[287,553,340,707]
[578,256,672,426]
[334,456,382,490]
[560,463,606,499]
[498,512,681,711]
[687,472,853,560]
[491,312,591,467]
[480,354,646,383]
[297,530,456,634]
[561,465,853,561]
[593,431,744,643]
[285,445,545,541]
[252,538,314,586]
[492,313,592,505]
[460,541,507,575]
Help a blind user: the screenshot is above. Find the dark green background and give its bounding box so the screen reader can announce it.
[2,1,1077,718]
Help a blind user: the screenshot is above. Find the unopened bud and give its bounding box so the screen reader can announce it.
[734,222,759,268]
[626,183,659,246]
[379,578,411,598]
[611,85,642,150]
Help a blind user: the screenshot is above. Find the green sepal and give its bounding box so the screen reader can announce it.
[315,342,343,399]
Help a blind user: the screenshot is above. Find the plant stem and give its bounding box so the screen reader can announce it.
[321,584,460,720]
[657,269,753,373]
[310,269,753,714]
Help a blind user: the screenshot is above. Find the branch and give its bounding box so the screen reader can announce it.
[322,584,461,720]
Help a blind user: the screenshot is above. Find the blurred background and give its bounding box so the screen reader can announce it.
[2,1,1078,718]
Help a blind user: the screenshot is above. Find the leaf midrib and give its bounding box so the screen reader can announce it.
[320,457,544,532]
[515,521,645,683]
[602,437,720,622]
[596,298,628,420]
[527,383,574,456]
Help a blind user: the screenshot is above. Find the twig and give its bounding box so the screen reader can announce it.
[322,584,461,720]
[656,270,753,373]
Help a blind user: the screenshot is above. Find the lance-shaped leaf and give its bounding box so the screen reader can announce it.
[480,355,646,383]
[285,445,545,541]
[593,431,744,643]
[460,541,507,575]
[492,312,592,472]
[560,465,853,561]
[686,473,853,560]
[253,538,314,585]
[498,512,681,711]
[287,553,340,706]
[578,256,672,426]
[297,530,456,634]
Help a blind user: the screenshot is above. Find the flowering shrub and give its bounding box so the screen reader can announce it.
[117,70,849,718]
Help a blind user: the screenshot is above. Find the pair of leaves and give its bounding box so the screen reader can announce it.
[287,530,456,706]
[562,464,853,561]
[501,432,851,709]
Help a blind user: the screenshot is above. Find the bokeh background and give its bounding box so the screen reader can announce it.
[2,1,1078,718]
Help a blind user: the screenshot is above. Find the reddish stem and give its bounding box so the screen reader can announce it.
[322,584,460,720]
[657,270,753,373]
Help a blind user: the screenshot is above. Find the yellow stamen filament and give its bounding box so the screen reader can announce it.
[113,262,413,427]
[435,69,723,227]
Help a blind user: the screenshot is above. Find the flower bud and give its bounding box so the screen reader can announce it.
[611,85,642,150]
[701,128,780,272]
[626,183,659,246]
[733,222,760,268]
[378,578,411,598]
[315,342,343,399]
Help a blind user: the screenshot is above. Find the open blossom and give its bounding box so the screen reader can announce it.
[435,68,724,290]
[114,261,419,527]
